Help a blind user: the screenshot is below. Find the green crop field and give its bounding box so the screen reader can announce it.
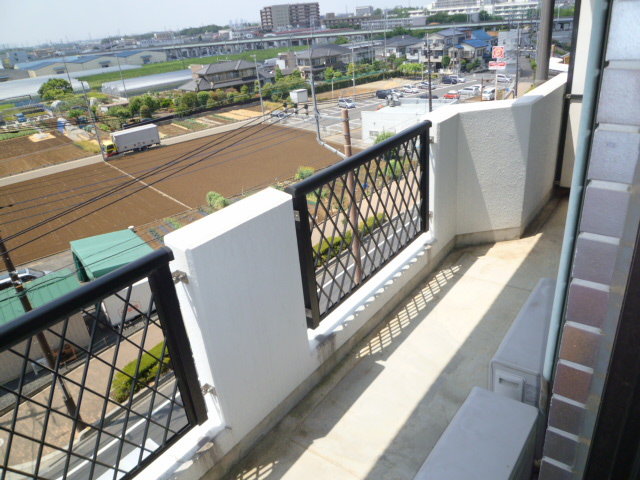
[82,45,309,91]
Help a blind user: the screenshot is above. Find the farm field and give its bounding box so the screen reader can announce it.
[0,131,90,177]
[0,124,343,265]
[109,123,343,206]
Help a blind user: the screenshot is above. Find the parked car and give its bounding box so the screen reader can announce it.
[449,75,466,83]
[338,98,356,109]
[442,76,458,84]
[390,89,404,97]
[482,87,496,100]
[458,85,481,97]
[444,90,461,99]
[403,86,419,94]
[270,110,292,119]
[496,74,511,83]
[419,82,437,90]
[0,268,50,292]
[376,89,392,99]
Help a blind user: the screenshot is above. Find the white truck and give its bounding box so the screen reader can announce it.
[103,123,160,158]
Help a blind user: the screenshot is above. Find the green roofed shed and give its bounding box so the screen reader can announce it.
[0,269,80,327]
[70,229,153,282]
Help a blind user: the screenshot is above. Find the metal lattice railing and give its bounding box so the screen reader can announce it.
[286,121,431,329]
[0,247,206,480]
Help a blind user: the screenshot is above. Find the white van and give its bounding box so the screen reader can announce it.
[482,87,496,100]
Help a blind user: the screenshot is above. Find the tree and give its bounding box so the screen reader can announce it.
[390,26,413,37]
[275,66,284,82]
[182,92,198,109]
[240,85,249,95]
[335,36,349,45]
[109,106,131,122]
[129,97,143,115]
[38,78,72,100]
[398,63,421,75]
[206,191,229,211]
[374,131,395,144]
[139,105,151,118]
[347,62,356,77]
[442,56,451,68]
[324,67,335,81]
[67,109,84,119]
[141,95,159,112]
[197,91,210,107]
[290,69,302,79]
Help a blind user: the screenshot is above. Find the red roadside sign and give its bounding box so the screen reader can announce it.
[489,61,507,70]
[492,46,505,59]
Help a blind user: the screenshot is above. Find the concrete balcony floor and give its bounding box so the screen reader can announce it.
[221,195,568,480]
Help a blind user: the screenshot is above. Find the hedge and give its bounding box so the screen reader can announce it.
[313,213,386,266]
[111,342,171,403]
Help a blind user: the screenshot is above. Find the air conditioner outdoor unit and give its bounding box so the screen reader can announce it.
[490,278,556,407]
[413,387,538,480]
[489,277,556,458]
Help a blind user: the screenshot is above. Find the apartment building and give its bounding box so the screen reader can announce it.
[260,2,320,31]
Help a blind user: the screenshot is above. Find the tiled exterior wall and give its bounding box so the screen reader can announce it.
[540,0,640,477]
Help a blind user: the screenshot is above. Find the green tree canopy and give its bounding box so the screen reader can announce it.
[335,36,349,45]
[275,66,284,82]
[38,78,72,100]
[324,66,336,81]
[129,96,143,115]
[442,56,451,68]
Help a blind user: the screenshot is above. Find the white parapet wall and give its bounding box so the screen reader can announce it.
[429,73,566,246]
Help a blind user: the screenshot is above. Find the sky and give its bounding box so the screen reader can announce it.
[0,0,419,48]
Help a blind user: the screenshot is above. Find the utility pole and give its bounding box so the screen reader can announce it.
[514,26,521,99]
[341,109,362,284]
[535,0,554,84]
[252,54,265,116]
[110,38,129,100]
[0,233,86,430]
[426,33,433,113]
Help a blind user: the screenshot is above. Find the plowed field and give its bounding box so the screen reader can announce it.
[0,124,343,265]
[0,131,89,177]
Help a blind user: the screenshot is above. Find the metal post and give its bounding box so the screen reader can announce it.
[252,54,265,116]
[341,108,362,284]
[0,233,86,429]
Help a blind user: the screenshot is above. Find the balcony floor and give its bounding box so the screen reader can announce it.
[222,195,568,480]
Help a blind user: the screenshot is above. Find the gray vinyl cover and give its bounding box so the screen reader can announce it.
[414,387,538,480]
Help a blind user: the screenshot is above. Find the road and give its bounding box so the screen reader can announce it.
[316,207,421,315]
[41,376,187,480]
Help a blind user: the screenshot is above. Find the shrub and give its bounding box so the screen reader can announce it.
[206,191,229,211]
[111,342,171,403]
[312,213,386,266]
[295,166,315,180]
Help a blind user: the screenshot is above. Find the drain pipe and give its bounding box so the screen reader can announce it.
[308,61,346,160]
[541,0,610,407]
[305,36,346,160]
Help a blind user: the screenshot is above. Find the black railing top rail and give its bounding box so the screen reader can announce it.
[285,121,432,197]
[0,247,174,352]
